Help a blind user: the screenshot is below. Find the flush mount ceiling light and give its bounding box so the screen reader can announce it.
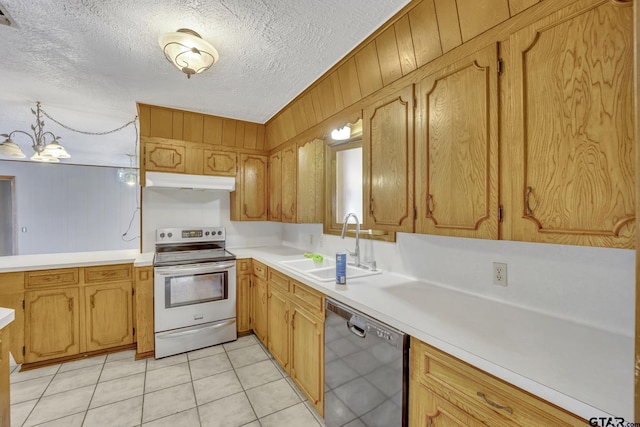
[330,119,363,142]
[0,102,69,162]
[159,28,219,79]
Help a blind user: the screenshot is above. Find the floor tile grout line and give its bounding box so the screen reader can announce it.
[186,351,204,427]
[140,358,149,426]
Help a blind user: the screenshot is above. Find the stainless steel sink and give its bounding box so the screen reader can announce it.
[279,257,334,271]
[279,257,381,282]
[306,265,381,282]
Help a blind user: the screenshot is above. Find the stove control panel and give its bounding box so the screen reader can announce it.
[156,227,225,243]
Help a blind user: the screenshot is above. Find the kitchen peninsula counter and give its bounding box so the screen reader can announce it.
[230,245,632,422]
[0,249,141,273]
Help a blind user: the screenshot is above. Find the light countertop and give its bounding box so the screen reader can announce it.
[0,308,15,330]
[1,245,631,420]
[231,246,632,421]
[0,249,141,272]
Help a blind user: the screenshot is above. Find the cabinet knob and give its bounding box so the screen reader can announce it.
[427,194,434,216]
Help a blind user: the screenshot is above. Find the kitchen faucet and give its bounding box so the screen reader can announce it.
[341,212,361,267]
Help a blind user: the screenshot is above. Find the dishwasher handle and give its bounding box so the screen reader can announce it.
[347,320,366,338]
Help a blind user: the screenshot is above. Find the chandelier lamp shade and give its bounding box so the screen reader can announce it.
[159,28,218,79]
[0,102,70,162]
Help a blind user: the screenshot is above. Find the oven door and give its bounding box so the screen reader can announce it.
[154,261,236,332]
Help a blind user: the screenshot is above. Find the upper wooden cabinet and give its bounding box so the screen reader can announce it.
[363,85,415,232]
[203,150,237,177]
[415,43,500,239]
[297,139,324,224]
[503,0,634,248]
[231,153,268,221]
[281,145,297,223]
[269,151,283,221]
[144,141,187,174]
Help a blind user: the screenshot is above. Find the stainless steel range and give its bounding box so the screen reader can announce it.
[153,227,237,358]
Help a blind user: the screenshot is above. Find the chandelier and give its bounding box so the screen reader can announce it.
[159,28,219,79]
[0,102,69,162]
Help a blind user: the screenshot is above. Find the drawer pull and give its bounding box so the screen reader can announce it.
[477,392,513,414]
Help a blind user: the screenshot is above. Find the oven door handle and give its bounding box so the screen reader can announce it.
[155,262,236,276]
[156,319,236,339]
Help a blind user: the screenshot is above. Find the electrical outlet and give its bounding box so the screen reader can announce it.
[493,262,507,286]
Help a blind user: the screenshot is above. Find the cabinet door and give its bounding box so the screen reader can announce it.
[253,276,269,346]
[363,85,415,232]
[0,328,9,427]
[281,145,297,223]
[290,304,324,416]
[232,154,268,221]
[85,282,133,352]
[0,272,24,364]
[410,381,487,427]
[504,0,634,248]
[267,287,290,371]
[204,150,237,177]
[416,43,499,239]
[25,288,81,363]
[135,267,154,356]
[297,139,324,224]
[269,151,282,221]
[237,274,252,333]
[144,142,186,173]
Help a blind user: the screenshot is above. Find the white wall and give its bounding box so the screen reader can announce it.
[141,188,282,253]
[0,160,140,255]
[283,223,635,336]
[0,179,13,255]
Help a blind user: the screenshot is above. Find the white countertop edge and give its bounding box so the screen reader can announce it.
[0,308,15,330]
[0,249,141,272]
[237,246,625,421]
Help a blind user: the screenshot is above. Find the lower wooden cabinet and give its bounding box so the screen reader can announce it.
[290,303,324,416]
[16,264,137,365]
[267,286,290,370]
[253,276,269,346]
[85,282,133,352]
[135,266,154,357]
[409,337,585,427]
[236,259,253,334]
[0,272,25,364]
[24,287,81,363]
[0,326,11,426]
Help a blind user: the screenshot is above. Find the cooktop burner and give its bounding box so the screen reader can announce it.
[154,227,236,267]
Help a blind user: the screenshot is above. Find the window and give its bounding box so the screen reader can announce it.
[323,118,394,241]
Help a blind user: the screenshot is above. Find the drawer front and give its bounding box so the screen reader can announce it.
[26,268,79,288]
[268,269,290,293]
[410,338,585,427]
[253,260,268,280]
[291,281,324,317]
[237,259,252,274]
[84,264,133,283]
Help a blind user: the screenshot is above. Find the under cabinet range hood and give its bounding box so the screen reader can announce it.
[145,172,236,191]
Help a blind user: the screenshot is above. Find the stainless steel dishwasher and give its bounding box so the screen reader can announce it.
[324,298,408,427]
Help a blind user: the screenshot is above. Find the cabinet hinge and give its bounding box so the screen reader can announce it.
[132,288,135,296]
[413,96,418,109]
[498,58,504,77]
[413,206,417,220]
[22,346,25,356]
[142,147,146,166]
[22,300,25,310]
[498,205,504,223]
[133,327,135,336]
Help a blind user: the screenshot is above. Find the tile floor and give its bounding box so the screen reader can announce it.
[9,335,326,427]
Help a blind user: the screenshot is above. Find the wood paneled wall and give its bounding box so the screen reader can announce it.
[265,0,541,150]
[138,104,266,151]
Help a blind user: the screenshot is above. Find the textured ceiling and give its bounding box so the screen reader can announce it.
[0,0,410,167]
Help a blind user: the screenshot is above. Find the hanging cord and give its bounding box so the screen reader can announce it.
[41,104,141,242]
[40,108,138,135]
[121,120,140,242]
